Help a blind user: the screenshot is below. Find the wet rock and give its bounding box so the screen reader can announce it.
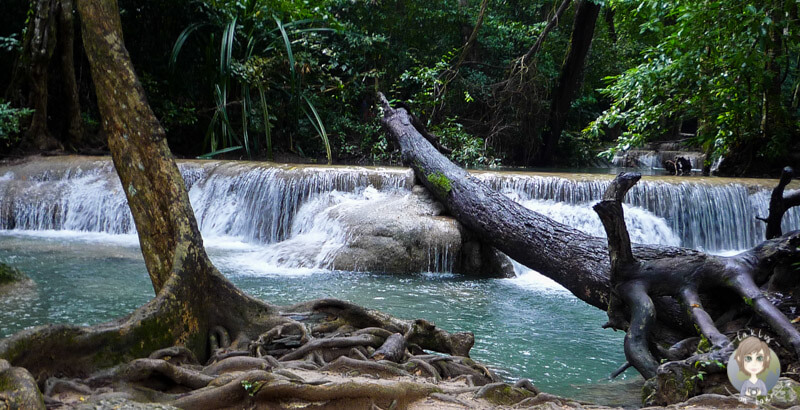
[768,377,800,408]
[0,263,34,297]
[331,185,462,274]
[0,359,46,410]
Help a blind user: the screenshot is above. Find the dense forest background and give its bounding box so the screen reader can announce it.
[1,0,798,175]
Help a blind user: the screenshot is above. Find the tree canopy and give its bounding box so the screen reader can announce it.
[1,0,797,174]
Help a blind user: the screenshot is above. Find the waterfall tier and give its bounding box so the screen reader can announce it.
[1,157,798,272]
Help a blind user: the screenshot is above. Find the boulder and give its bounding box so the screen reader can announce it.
[331,185,514,277]
[769,377,800,408]
[0,359,45,410]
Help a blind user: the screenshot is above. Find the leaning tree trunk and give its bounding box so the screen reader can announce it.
[380,93,800,397]
[537,0,601,165]
[1,3,487,409]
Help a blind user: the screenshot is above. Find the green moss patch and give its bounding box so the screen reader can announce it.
[426,172,452,197]
[0,263,25,286]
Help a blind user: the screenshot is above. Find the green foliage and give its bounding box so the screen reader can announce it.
[691,358,725,382]
[141,74,198,134]
[0,34,19,52]
[587,0,799,168]
[0,100,33,146]
[431,119,500,168]
[240,379,263,396]
[394,50,456,119]
[171,0,337,161]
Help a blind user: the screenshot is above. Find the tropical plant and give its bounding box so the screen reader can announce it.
[171,0,336,163]
[0,99,33,146]
[586,0,798,172]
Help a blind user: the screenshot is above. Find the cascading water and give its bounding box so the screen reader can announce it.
[1,157,798,273]
[611,150,705,171]
[3,157,799,402]
[186,162,412,244]
[478,173,800,253]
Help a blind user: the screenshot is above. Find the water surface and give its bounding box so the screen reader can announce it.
[0,232,637,405]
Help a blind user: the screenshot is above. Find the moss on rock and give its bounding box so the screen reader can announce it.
[768,377,800,408]
[0,263,24,286]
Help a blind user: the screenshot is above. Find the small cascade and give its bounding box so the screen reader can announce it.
[427,243,455,273]
[612,150,705,170]
[508,194,680,247]
[0,165,134,233]
[1,157,797,274]
[188,162,414,244]
[479,174,800,252]
[0,158,413,245]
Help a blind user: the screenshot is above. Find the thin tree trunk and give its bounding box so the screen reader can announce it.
[26,0,62,151]
[57,0,83,146]
[538,0,600,165]
[520,0,572,64]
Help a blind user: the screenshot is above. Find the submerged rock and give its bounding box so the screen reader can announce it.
[0,263,24,286]
[0,263,34,297]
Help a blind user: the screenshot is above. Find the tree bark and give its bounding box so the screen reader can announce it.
[24,0,62,151]
[0,2,478,396]
[78,0,207,294]
[380,93,800,382]
[538,0,600,165]
[6,0,81,151]
[57,0,83,146]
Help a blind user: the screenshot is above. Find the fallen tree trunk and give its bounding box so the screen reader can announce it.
[379,93,800,391]
[381,92,701,311]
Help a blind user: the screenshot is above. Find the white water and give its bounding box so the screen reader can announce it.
[478,174,800,253]
[611,150,705,171]
[1,159,798,276]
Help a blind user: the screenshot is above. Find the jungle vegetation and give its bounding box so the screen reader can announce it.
[1,0,798,175]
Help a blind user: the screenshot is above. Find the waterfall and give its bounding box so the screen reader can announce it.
[611,150,705,171]
[0,159,413,244]
[478,174,800,253]
[186,162,412,244]
[1,157,797,273]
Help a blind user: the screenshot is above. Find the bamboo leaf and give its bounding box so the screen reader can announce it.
[258,86,273,161]
[274,16,296,82]
[220,18,237,76]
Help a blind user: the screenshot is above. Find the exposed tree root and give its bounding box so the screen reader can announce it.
[379,93,800,405]
[594,171,800,379]
[371,333,406,363]
[10,317,537,409]
[761,167,800,240]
